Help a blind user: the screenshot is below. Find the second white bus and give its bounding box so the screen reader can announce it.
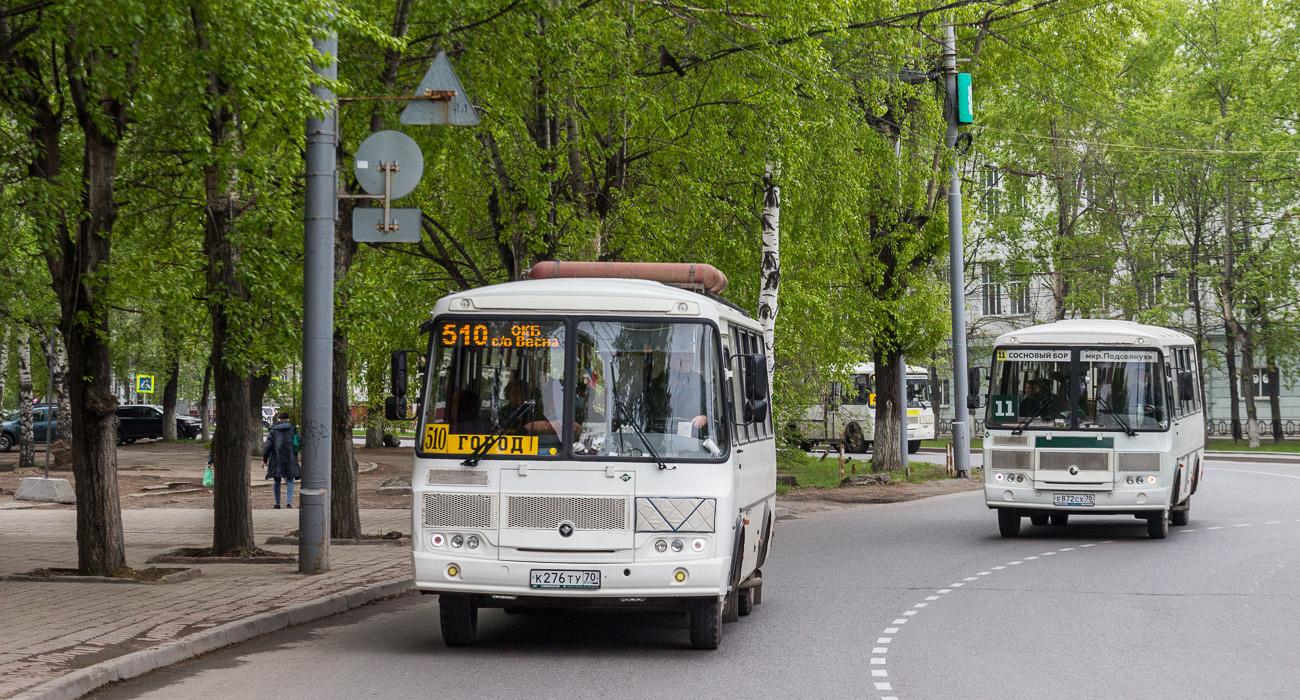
[981,320,1205,539]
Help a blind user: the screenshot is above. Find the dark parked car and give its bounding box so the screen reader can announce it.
[116,404,201,443]
[0,405,57,452]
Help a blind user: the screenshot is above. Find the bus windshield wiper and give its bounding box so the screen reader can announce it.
[611,394,671,471]
[462,399,535,467]
[1010,414,1036,436]
[1095,397,1137,437]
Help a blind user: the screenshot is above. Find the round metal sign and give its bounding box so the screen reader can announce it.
[353,130,424,199]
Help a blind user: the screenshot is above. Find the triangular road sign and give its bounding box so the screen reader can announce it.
[401,52,480,126]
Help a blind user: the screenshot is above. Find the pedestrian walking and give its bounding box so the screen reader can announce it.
[262,412,300,509]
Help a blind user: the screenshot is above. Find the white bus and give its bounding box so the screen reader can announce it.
[788,364,936,454]
[981,320,1205,539]
[387,262,777,649]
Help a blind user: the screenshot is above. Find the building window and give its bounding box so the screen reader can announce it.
[1252,368,1278,399]
[981,267,1002,316]
[941,378,951,407]
[1006,280,1029,315]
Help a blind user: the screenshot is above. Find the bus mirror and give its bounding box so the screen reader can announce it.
[744,398,769,424]
[385,395,407,421]
[968,367,982,391]
[967,393,983,410]
[744,354,769,404]
[1178,371,1195,401]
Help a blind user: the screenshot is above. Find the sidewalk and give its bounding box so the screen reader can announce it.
[0,507,413,700]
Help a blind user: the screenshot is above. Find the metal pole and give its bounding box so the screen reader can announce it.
[945,24,972,479]
[899,360,908,467]
[301,31,337,574]
[44,355,52,480]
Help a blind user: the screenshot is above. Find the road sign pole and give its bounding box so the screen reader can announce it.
[301,30,336,575]
[945,24,972,479]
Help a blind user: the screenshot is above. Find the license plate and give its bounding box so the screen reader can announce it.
[1053,493,1095,507]
[529,569,601,589]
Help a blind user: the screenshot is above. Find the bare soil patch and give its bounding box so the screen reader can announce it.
[0,440,414,510]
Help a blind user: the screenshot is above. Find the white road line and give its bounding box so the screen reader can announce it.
[873,669,889,677]
[1008,561,1022,565]
[925,595,940,600]
[884,627,899,634]
[964,576,978,581]
[950,582,965,587]
[913,603,928,608]
[1042,551,1056,555]
[1207,526,1224,530]
[1024,556,1038,560]
[893,618,908,624]
[938,589,952,593]
[877,637,892,644]
[1211,468,1300,479]
[903,610,918,616]
[875,682,892,691]
[1060,547,1075,551]
[873,647,888,653]
[992,566,1006,570]
[872,658,887,664]
[1235,523,1252,527]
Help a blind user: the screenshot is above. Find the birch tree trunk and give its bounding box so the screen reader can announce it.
[48,331,71,446]
[0,325,10,416]
[17,328,34,469]
[757,162,781,386]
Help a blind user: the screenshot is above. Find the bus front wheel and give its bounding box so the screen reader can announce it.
[689,597,723,650]
[1029,514,1048,526]
[738,587,754,617]
[1147,510,1169,539]
[439,594,478,647]
[997,509,1021,537]
[844,424,866,453]
[907,440,921,454]
[1050,513,1069,526]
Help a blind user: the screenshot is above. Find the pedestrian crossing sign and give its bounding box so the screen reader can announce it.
[136,375,155,393]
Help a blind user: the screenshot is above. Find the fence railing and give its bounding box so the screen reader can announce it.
[938,418,1299,439]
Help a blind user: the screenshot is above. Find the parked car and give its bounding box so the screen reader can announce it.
[116,404,201,444]
[0,406,58,452]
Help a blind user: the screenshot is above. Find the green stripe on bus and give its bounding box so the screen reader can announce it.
[1035,436,1114,449]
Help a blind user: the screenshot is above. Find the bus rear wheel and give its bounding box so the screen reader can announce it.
[1050,513,1069,526]
[907,440,921,454]
[1171,499,1190,526]
[738,587,754,617]
[1147,510,1169,539]
[689,597,722,650]
[439,594,478,647]
[997,508,1021,537]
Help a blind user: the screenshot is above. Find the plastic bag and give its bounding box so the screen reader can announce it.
[202,465,214,488]
[292,430,300,454]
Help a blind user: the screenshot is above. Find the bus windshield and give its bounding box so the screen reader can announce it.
[423,319,568,457]
[906,376,930,408]
[987,347,1169,431]
[420,317,728,460]
[574,321,728,461]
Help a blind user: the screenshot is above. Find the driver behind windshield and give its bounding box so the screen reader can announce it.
[647,338,708,435]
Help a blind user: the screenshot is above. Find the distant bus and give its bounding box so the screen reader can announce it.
[787,363,936,454]
[981,320,1205,539]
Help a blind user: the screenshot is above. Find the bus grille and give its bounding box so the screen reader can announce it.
[992,435,1030,447]
[426,469,490,486]
[1038,451,1110,472]
[422,493,497,529]
[507,496,628,530]
[1118,453,1161,472]
[989,450,1033,471]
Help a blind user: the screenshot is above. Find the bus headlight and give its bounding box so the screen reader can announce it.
[466,536,480,550]
[655,540,668,553]
[430,533,446,548]
[450,534,464,548]
[692,538,706,552]
[1147,476,1157,484]
[995,473,1005,482]
[671,539,684,552]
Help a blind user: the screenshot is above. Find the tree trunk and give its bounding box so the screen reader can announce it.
[17,328,34,469]
[48,331,71,446]
[1239,339,1260,449]
[160,327,181,441]
[871,348,904,472]
[1266,354,1282,443]
[757,162,781,386]
[249,372,272,456]
[1225,333,1241,442]
[199,355,212,441]
[0,325,9,415]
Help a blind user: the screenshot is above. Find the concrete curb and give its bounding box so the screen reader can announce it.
[9,577,414,700]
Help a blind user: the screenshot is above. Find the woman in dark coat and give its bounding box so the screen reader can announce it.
[262,412,300,509]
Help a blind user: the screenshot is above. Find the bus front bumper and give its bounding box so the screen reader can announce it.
[412,551,731,599]
[985,484,1173,512]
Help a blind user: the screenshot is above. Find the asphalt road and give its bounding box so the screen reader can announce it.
[90,456,1300,700]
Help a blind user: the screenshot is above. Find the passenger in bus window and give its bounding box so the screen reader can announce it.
[450,389,489,435]
[663,345,708,433]
[1020,378,1054,419]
